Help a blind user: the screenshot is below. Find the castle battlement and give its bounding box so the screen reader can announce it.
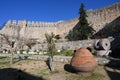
[5,20,64,27]
[1,2,120,42]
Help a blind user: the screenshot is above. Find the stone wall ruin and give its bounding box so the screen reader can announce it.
[0,2,120,42]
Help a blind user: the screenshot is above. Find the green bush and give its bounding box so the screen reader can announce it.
[55,50,74,56]
[0,56,7,59]
[44,50,74,56]
[7,50,11,54]
[19,50,24,54]
[0,51,3,53]
[13,50,17,54]
[65,50,74,56]
[44,51,49,55]
[87,47,96,55]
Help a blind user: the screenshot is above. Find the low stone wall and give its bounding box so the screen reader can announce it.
[28,55,111,65]
[33,39,97,50]
[29,55,120,66]
[57,37,115,50]
[0,53,119,65]
[33,37,114,50]
[28,55,71,63]
[56,39,95,50]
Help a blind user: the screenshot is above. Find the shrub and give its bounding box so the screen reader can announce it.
[55,50,74,56]
[19,50,25,54]
[87,47,96,55]
[65,50,74,56]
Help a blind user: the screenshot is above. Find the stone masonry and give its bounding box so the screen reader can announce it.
[0,2,120,42]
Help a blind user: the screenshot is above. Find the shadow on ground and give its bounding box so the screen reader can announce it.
[93,16,120,38]
[109,36,120,59]
[104,59,120,80]
[64,64,76,73]
[0,68,45,80]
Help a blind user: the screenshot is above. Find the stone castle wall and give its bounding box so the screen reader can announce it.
[32,37,114,51]
[0,2,120,42]
[87,2,120,32]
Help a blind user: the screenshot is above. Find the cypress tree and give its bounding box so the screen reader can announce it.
[67,3,95,40]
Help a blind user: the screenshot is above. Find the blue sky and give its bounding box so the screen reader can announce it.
[0,0,119,28]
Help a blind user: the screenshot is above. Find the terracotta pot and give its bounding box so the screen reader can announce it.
[71,48,97,72]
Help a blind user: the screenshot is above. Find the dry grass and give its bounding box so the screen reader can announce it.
[0,59,119,80]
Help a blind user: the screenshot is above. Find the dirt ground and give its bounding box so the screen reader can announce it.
[0,60,119,80]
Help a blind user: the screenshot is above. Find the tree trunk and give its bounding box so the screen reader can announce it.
[49,56,54,72]
[10,50,13,64]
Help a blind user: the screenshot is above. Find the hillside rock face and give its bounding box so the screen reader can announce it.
[0,2,120,42]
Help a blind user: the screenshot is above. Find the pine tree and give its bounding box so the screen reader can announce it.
[67,3,95,40]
